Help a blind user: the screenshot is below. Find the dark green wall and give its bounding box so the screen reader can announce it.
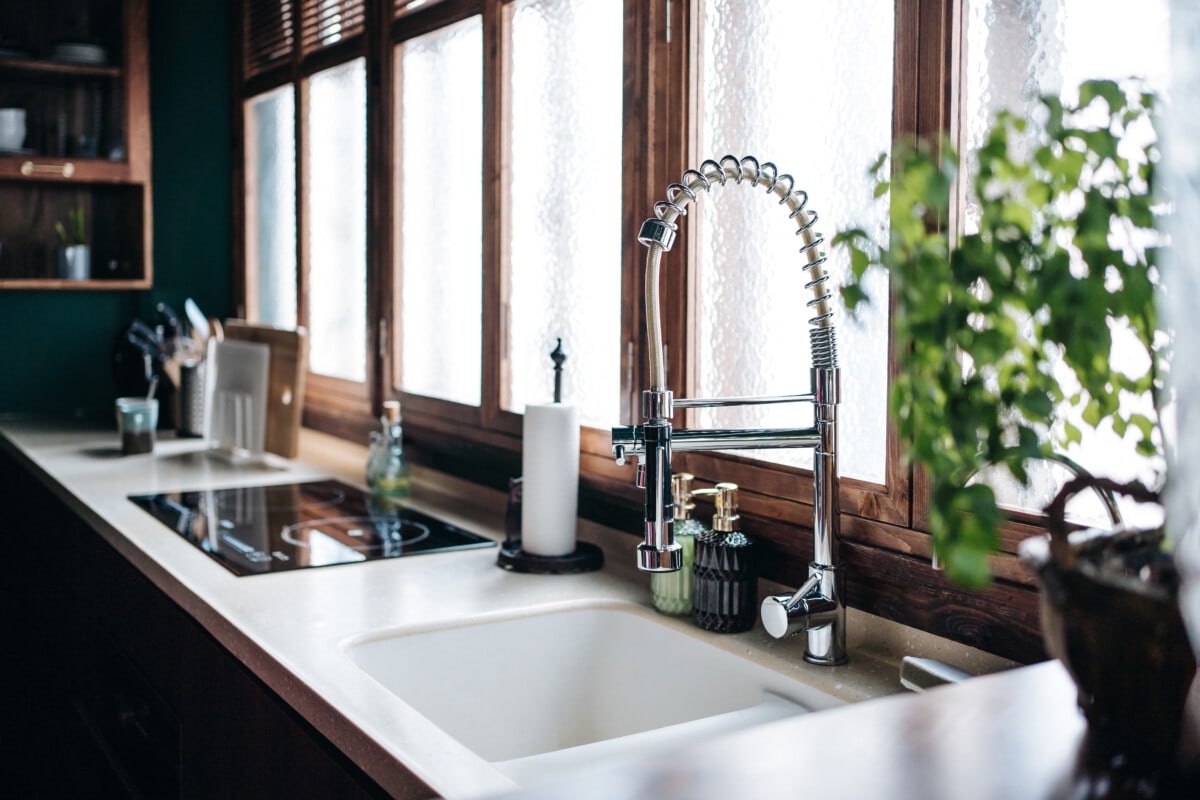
[0,0,234,421]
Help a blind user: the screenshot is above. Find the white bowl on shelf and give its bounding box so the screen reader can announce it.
[51,42,107,64]
[0,108,26,151]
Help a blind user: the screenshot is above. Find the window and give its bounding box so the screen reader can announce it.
[394,16,483,406]
[305,58,368,383]
[502,0,623,429]
[244,85,296,328]
[235,1,1172,661]
[692,0,894,485]
[961,0,1171,527]
[239,0,371,437]
[383,0,627,440]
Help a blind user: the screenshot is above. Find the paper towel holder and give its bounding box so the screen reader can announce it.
[496,476,603,574]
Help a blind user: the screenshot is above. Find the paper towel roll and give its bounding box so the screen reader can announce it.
[521,403,580,556]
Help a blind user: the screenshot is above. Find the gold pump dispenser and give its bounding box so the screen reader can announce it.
[693,482,757,633]
[650,473,707,615]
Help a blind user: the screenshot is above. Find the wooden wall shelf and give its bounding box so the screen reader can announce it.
[0,0,152,291]
[0,278,150,290]
[0,56,123,79]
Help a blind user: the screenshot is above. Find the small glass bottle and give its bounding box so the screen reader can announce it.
[651,473,707,615]
[692,482,758,633]
[366,400,411,509]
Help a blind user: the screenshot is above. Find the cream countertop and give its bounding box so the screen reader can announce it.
[0,420,1016,798]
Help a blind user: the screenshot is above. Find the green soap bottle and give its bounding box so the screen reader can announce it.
[651,473,707,615]
[366,400,411,508]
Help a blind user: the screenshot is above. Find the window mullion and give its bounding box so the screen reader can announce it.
[480,0,508,431]
[294,80,309,338]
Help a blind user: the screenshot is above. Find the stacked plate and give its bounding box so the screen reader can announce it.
[51,42,107,64]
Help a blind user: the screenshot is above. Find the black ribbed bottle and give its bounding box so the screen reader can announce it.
[692,483,757,633]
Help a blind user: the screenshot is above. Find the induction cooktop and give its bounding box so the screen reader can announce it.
[129,479,495,576]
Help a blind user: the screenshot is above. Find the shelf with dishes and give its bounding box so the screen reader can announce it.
[0,0,151,290]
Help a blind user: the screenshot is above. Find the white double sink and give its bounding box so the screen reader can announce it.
[344,604,842,785]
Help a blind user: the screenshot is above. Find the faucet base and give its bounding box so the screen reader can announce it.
[637,542,682,572]
[803,627,848,667]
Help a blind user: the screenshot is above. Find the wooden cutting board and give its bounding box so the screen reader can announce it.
[223,320,309,458]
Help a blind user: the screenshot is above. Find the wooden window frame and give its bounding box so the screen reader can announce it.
[236,0,375,445]
[235,0,1049,664]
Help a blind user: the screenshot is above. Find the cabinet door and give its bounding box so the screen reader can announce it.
[0,0,152,289]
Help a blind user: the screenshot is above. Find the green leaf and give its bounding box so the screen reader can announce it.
[1064,421,1082,445]
[831,228,869,247]
[1079,80,1125,115]
[841,283,870,312]
[868,150,888,177]
[849,245,871,278]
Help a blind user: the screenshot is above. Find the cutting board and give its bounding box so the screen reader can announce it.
[223,320,309,458]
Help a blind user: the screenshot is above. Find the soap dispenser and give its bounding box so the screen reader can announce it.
[692,482,757,633]
[366,400,411,508]
[651,473,707,615]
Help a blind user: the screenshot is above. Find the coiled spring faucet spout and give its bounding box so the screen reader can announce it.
[612,154,846,665]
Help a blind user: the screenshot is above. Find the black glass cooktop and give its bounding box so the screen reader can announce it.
[129,479,494,576]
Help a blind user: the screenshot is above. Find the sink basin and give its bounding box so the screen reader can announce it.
[344,605,841,782]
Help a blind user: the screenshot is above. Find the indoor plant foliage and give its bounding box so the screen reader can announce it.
[55,206,86,247]
[55,206,90,280]
[835,80,1167,587]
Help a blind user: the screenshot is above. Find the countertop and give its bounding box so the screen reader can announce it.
[2,419,1104,799]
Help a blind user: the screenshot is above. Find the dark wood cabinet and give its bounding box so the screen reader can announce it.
[0,451,400,799]
[0,0,152,289]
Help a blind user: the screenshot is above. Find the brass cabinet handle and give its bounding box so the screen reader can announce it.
[19,161,76,178]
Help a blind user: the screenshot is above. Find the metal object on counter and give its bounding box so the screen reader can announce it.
[177,360,206,438]
[899,656,971,692]
[612,154,846,665]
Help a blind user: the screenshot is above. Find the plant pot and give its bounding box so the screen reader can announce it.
[56,244,90,280]
[1020,478,1196,780]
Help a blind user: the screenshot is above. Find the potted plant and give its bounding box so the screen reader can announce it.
[55,206,89,280]
[835,80,1193,780]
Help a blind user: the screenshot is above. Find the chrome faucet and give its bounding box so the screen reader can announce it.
[611,154,846,665]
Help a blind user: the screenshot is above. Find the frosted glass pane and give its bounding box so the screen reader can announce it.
[503,0,621,425]
[305,58,368,382]
[246,86,297,329]
[397,18,483,406]
[696,0,893,484]
[963,0,1170,525]
[962,0,1171,234]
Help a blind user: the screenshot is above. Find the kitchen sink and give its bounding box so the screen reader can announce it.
[343,604,842,783]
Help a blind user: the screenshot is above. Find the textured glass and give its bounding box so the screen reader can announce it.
[696,0,893,483]
[503,0,621,425]
[245,86,297,329]
[397,18,483,406]
[963,0,1170,525]
[305,58,368,382]
[962,0,1171,234]
[1163,0,1200,673]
